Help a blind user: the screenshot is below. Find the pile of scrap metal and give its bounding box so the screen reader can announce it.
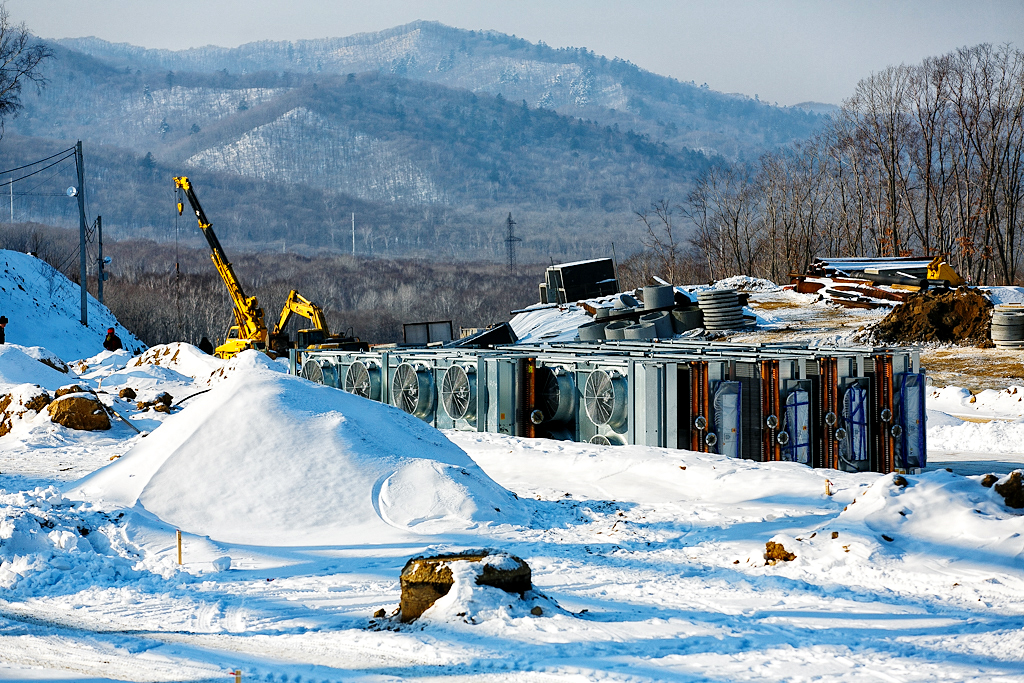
[789,256,964,309]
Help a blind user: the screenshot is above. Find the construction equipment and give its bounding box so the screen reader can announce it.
[174,176,269,359]
[926,255,964,287]
[269,289,367,354]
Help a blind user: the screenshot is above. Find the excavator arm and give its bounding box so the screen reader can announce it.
[174,176,267,354]
[273,290,331,337]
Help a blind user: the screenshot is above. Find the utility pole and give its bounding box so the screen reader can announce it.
[9,176,12,222]
[76,141,88,326]
[96,216,105,304]
[351,212,355,256]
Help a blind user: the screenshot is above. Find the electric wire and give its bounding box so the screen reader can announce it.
[2,151,76,186]
[0,146,76,176]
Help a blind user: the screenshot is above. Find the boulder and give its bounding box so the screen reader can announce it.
[55,384,94,399]
[764,541,796,565]
[48,394,111,431]
[399,550,532,622]
[155,392,173,406]
[118,387,137,400]
[994,470,1024,509]
[0,386,52,437]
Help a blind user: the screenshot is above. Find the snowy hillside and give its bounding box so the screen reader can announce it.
[0,250,142,361]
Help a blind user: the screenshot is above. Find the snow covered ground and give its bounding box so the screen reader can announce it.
[1,259,1023,681]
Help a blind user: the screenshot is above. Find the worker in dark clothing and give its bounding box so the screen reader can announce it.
[0,316,7,344]
[198,336,214,355]
[103,327,122,352]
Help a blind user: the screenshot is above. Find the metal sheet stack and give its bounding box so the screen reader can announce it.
[697,289,748,330]
[991,304,1024,348]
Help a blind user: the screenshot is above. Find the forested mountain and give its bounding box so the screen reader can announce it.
[1,22,826,261]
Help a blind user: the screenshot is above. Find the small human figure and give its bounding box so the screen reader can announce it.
[198,336,214,355]
[103,327,122,352]
[0,316,7,344]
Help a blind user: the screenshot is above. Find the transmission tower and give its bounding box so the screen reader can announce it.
[504,212,522,276]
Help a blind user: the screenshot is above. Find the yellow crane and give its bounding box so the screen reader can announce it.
[174,176,269,359]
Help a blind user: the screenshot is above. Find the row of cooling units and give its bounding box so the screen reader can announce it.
[289,340,927,474]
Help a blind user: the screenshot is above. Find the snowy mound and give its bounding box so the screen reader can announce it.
[68,351,525,545]
[0,249,142,361]
[0,344,76,391]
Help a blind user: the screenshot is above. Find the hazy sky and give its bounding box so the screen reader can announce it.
[9,0,1024,105]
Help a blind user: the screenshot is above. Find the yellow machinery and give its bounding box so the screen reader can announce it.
[269,289,369,354]
[174,176,269,359]
[927,255,965,287]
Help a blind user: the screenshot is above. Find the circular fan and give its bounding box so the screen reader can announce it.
[441,365,476,422]
[391,362,435,418]
[301,359,324,384]
[589,434,624,446]
[535,366,575,423]
[584,369,627,429]
[344,360,380,400]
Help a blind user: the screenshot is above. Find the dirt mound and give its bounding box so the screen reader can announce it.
[873,287,992,344]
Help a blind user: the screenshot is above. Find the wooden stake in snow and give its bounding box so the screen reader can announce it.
[176,529,182,565]
[231,670,241,683]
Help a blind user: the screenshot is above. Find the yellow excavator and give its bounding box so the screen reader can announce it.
[175,176,268,359]
[175,176,367,359]
[268,290,367,354]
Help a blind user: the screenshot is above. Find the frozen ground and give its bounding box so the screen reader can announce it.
[1,263,1023,681]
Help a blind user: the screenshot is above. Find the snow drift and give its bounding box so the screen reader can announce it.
[69,351,525,545]
[0,250,142,361]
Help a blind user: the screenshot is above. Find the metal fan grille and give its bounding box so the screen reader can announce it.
[584,370,616,425]
[301,359,324,384]
[536,367,561,422]
[441,365,474,420]
[344,361,372,398]
[391,363,433,417]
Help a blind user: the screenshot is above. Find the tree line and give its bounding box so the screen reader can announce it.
[644,43,1024,286]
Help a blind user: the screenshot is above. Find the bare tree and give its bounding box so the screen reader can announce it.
[0,3,52,137]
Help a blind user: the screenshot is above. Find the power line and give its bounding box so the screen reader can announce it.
[0,146,76,176]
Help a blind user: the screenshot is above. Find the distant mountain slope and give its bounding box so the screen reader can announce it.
[55,21,824,161]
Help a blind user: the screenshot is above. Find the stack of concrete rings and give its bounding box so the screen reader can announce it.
[991,304,1024,348]
[696,289,748,330]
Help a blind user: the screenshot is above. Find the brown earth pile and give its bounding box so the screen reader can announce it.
[764,541,796,565]
[873,287,992,344]
[399,550,532,622]
[0,386,52,437]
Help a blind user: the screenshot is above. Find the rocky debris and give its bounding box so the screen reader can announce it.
[873,287,992,344]
[994,470,1023,509]
[118,387,137,400]
[981,474,999,488]
[38,356,70,374]
[764,541,796,565]
[55,384,95,399]
[892,475,908,488]
[136,392,173,413]
[0,386,52,437]
[399,550,532,622]
[48,393,111,431]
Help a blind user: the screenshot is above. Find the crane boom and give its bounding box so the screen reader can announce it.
[174,176,267,356]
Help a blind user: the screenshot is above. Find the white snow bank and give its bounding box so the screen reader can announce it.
[929,385,1024,420]
[929,418,1024,454]
[69,351,525,545]
[125,343,224,383]
[0,345,76,392]
[980,286,1024,306]
[0,250,143,361]
[0,486,180,599]
[510,304,590,344]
